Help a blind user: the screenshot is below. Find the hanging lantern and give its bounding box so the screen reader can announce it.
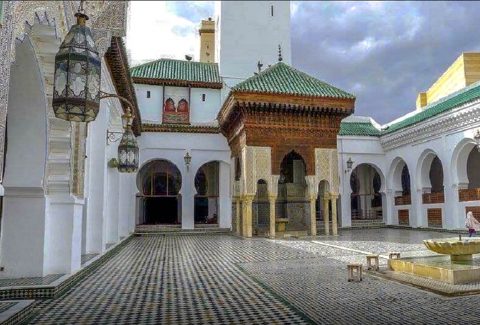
[117,109,139,173]
[52,8,101,122]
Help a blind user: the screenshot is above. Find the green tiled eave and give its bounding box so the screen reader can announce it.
[232,62,355,99]
[339,122,381,137]
[130,59,222,84]
[340,81,480,137]
[383,81,480,134]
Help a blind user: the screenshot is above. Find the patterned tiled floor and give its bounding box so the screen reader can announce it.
[26,229,480,324]
[0,301,16,314]
[29,235,312,324]
[0,274,63,288]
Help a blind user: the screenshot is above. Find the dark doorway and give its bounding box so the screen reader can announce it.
[194,161,219,225]
[144,197,179,224]
[137,160,182,225]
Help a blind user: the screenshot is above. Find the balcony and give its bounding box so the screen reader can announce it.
[394,195,411,206]
[422,192,444,204]
[459,188,480,202]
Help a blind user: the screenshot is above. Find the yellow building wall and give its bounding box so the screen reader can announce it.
[416,53,480,110]
[199,19,215,63]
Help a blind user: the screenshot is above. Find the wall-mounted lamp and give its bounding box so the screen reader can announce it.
[184,152,192,171]
[475,130,480,152]
[106,130,123,144]
[108,158,119,168]
[345,157,354,174]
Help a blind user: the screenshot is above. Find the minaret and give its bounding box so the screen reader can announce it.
[199,18,215,63]
[215,1,291,90]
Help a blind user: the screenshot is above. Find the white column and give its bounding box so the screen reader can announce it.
[412,188,425,228]
[105,167,120,245]
[384,190,395,225]
[118,173,132,238]
[218,161,231,228]
[85,108,108,254]
[340,171,352,228]
[0,188,47,278]
[44,195,84,275]
[181,166,194,229]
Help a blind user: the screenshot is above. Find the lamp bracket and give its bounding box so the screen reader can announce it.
[106,130,123,144]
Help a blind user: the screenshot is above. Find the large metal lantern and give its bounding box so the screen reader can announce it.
[52,11,101,122]
[117,109,139,173]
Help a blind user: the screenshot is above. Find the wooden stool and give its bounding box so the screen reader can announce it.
[366,254,380,271]
[347,263,363,282]
[389,252,401,260]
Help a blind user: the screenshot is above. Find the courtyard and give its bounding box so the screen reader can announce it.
[17,228,480,324]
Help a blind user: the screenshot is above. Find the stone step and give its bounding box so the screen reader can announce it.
[134,224,231,235]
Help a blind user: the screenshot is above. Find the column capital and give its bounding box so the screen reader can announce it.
[329,192,339,199]
[268,195,277,202]
[242,194,255,203]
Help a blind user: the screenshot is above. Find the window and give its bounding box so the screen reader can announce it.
[146,90,151,98]
[271,5,274,17]
[202,94,206,102]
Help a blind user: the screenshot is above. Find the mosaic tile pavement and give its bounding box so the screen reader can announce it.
[22,229,480,324]
[0,274,64,288]
[28,235,313,324]
[0,302,16,314]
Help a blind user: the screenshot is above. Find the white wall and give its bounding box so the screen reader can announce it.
[138,132,231,229]
[337,110,480,231]
[190,88,221,123]
[134,84,221,125]
[216,1,291,91]
[134,84,163,123]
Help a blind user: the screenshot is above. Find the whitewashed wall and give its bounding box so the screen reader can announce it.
[137,132,231,229]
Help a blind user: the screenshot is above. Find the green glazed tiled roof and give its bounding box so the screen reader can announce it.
[339,81,480,137]
[383,81,480,134]
[232,62,355,99]
[130,59,222,84]
[339,122,381,137]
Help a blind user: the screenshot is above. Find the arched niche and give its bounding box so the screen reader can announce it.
[350,163,384,220]
[137,159,182,225]
[194,161,219,224]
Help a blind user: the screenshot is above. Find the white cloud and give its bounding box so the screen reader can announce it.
[126,1,201,66]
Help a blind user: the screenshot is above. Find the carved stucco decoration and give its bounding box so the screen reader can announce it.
[315,148,340,195]
[241,146,272,195]
[305,175,318,200]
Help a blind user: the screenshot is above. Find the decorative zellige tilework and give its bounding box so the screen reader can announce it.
[28,235,313,324]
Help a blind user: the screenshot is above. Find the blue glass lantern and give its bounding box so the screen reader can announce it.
[53,11,101,122]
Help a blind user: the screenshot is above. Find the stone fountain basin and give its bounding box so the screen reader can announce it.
[423,238,480,261]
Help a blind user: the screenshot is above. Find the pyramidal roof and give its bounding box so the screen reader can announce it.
[232,62,355,99]
[130,58,222,86]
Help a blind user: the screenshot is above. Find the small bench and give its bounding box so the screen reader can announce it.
[389,252,401,260]
[347,263,363,282]
[366,254,380,271]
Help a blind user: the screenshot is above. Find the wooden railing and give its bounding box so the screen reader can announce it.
[422,192,445,204]
[394,195,411,206]
[459,188,480,202]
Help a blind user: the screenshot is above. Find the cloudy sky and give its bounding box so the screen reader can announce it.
[126,1,480,124]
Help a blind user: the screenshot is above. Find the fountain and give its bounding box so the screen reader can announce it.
[388,237,480,284]
[423,237,480,261]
